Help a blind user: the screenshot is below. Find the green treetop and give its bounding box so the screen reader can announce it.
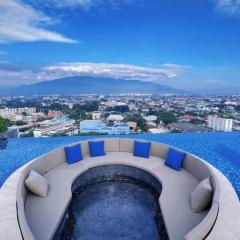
[0,117,7,133]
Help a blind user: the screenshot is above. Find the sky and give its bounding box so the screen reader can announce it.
[0,0,240,93]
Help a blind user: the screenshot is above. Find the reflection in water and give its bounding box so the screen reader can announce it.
[0,138,8,150]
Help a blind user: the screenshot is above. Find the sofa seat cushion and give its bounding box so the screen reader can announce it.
[50,159,88,177]
[47,152,164,180]
[153,165,208,240]
[81,152,165,171]
[25,171,74,240]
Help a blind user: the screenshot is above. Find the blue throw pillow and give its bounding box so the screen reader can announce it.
[64,144,83,164]
[165,148,186,171]
[89,140,105,157]
[133,141,151,158]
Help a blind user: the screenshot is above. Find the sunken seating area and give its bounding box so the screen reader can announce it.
[0,138,239,240]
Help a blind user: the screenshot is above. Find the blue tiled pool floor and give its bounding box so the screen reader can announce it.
[0,132,240,197]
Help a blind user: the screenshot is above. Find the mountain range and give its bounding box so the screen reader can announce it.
[0,76,183,96]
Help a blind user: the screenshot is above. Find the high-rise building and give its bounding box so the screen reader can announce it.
[207,115,233,132]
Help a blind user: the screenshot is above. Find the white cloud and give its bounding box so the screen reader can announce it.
[31,0,137,10]
[214,0,240,16]
[45,62,189,83]
[0,62,189,86]
[0,0,78,43]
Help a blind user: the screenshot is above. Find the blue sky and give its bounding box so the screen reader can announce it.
[0,0,240,93]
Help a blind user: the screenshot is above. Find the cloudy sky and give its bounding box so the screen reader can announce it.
[0,0,240,92]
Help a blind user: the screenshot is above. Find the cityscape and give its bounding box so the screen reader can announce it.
[0,94,239,138]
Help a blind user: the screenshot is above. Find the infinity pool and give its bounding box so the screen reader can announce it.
[0,132,240,197]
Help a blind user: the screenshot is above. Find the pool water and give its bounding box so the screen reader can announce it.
[63,180,162,240]
[57,165,167,240]
[0,132,240,197]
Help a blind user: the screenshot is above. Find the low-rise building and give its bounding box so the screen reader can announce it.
[92,111,101,120]
[169,122,209,133]
[107,114,124,123]
[144,115,157,123]
[180,115,194,122]
[127,121,137,131]
[80,120,130,135]
[34,116,76,137]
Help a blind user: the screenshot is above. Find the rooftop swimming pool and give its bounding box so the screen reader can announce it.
[0,132,240,197]
[58,165,168,240]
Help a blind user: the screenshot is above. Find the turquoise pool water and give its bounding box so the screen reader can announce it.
[0,132,240,197]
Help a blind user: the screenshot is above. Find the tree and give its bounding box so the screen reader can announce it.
[235,105,240,112]
[146,109,158,116]
[49,103,70,112]
[4,119,14,127]
[0,117,7,133]
[157,112,177,125]
[76,131,108,136]
[105,106,114,112]
[15,121,28,126]
[81,101,99,112]
[190,118,206,125]
[124,114,148,132]
[113,105,129,113]
[69,108,87,121]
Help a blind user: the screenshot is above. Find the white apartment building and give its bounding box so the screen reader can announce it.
[0,108,17,117]
[17,108,36,115]
[207,115,233,132]
[0,108,36,117]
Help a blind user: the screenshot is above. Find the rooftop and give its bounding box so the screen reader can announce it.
[0,132,240,197]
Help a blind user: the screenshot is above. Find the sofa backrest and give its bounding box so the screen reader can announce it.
[184,201,219,240]
[94,138,120,152]
[44,148,66,172]
[119,138,169,159]
[68,139,120,155]
[184,153,212,181]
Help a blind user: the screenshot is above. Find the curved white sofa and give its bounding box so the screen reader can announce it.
[0,138,239,240]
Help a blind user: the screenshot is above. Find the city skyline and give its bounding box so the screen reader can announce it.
[0,0,240,93]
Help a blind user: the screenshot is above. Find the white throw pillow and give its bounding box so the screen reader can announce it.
[25,170,48,197]
[191,178,213,212]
